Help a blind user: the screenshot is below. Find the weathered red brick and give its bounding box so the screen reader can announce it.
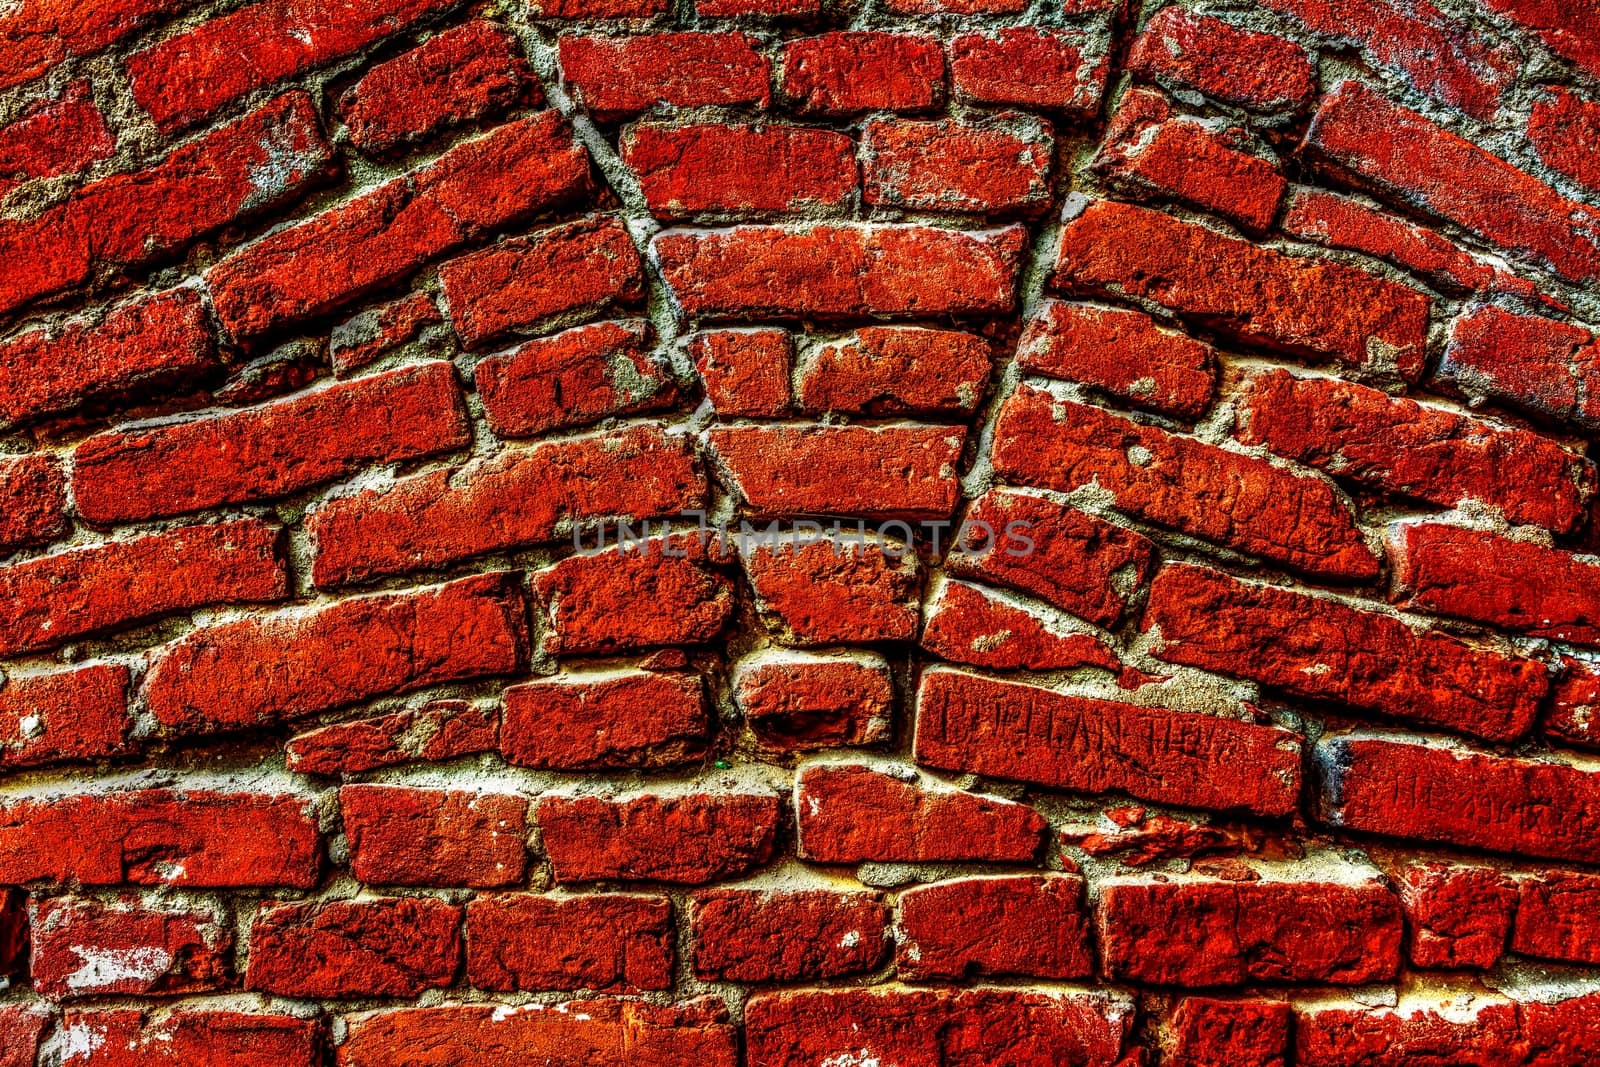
[340,21,534,153]
[0,286,216,428]
[0,454,66,552]
[919,578,1123,673]
[733,649,893,752]
[862,116,1052,215]
[692,889,888,982]
[331,292,443,376]
[944,487,1154,628]
[247,897,461,997]
[539,791,780,884]
[886,0,1024,11]
[1305,79,1600,284]
[144,572,527,735]
[1481,0,1600,78]
[0,83,114,197]
[780,33,943,114]
[31,897,231,999]
[796,763,1045,864]
[746,987,1132,1067]
[0,663,130,770]
[1530,87,1600,193]
[74,362,468,523]
[1397,862,1516,970]
[690,328,793,417]
[708,424,965,519]
[1162,998,1292,1067]
[1439,305,1600,430]
[1512,872,1600,965]
[994,387,1378,580]
[915,668,1303,817]
[797,326,991,416]
[739,533,920,645]
[466,893,672,992]
[475,321,673,438]
[58,1011,320,1067]
[1146,563,1546,743]
[1097,875,1402,986]
[0,891,19,981]
[559,33,771,121]
[337,1000,738,1067]
[287,699,498,776]
[623,122,857,218]
[207,112,592,342]
[342,784,528,888]
[309,423,704,587]
[1316,734,1600,864]
[128,0,460,131]
[0,519,286,657]
[500,668,709,769]
[0,1005,44,1067]
[1296,995,1600,1066]
[1128,8,1314,111]
[1548,657,1600,750]
[897,874,1092,981]
[439,216,642,348]
[1282,187,1496,295]
[0,0,198,92]
[1017,300,1217,420]
[656,223,1025,319]
[0,788,320,887]
[950,28,1107,113]
[1054,198,1431,380]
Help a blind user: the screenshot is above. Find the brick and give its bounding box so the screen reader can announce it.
[144,572,527,735]
[919,577,1123,673]
[466,893,672,992]
[1397,863,1515,969]
[950,29,1107,113]
[309,423,704,587]
[57,1011,320,1067]
[287,700,496,776]
[690,328,793,417]
[0,1006,44,1067]
[0,663,130,770]
[500,668,709,769]
[207,112,592,342]
[0,93,332,318]
[1283,187,1497,295]
[915,668,1303,817]
[559,33,770,121]
[529,0,666,16]
[1305,80,1600,284]
[733,649,893,752]
[1238,369,1593,532]
[861,116,1052,216]
[342,784,528,888]
[340,21,534,153]
[0,788,319,887]
[739,533,920,645]
[692,889,888,982]
[0,519,286,657]
[0,286,216,429]
[746,987,1133,1067]
[1513,873,1600,965]
[797,326,991,416]
[247,897,461,997]
[1097,875,1402,986]
[0,84,114,197]
[1095,88,1287,234]
[1295,995,1600,1066]
[0,890,19,980]
[708,424,965,519]
[795,763,1045,864]
[1128,9,1314,111]
[1389,522,1600,646]
[1017,300,1217,420]
[1316,734,1600,864]
[1054,198,1431,380]
[1261,0,1514,119]
[1162,998,1292,1067]
[331,292,443,376]
[1547,658,1600,750]
[0,0,197,92]
[994,387,1378,581]
[696,0,818,13]
[337,1000,738,1067]
[439,216,642,348]
[75,362,469,523]
[897,874,1092,981]
[539,791,780,884]
[944,487,1154,628]
[1530,87,1600,193]
[475,321,672,438]
[1145,563,1546,744]
[1481,0,1600,78]
[128,0,460,132]
[1439,305,1600,431]
[0,454,66,552]
[781,33,943,114]
[31,896,231,999]
[623,123,857,218]
[532,537,734,656]
[887,0,1023,10]
[656,223,1024,319]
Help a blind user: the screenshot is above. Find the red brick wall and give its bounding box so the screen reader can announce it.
[0,0,1598,1062]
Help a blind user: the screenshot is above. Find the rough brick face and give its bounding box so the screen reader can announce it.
[31,897,232,999]
[539,792,781,884]
[246,897,461,998]
[465,893,673,991]
[897,875,1093,980]
[342,785,529,888]
[501,668,708,770]
[691,889,889,982]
